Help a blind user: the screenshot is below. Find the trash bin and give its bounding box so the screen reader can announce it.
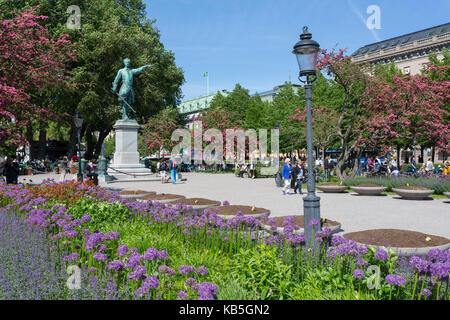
[275,171,283,187]
[86,173,98,185]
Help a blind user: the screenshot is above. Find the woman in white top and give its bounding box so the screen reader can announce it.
[426,159,434,172]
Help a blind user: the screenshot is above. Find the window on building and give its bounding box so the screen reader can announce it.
[403,66,410,75]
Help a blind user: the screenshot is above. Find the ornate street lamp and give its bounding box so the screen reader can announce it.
[293,26,321,250]
[73,110,83,182]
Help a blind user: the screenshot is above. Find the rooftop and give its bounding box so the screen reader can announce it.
[352,22,450,56]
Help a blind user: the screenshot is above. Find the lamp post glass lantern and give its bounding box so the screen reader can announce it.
[293,26,321,250]
[74,111,83,182]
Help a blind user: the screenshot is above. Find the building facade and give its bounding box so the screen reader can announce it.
[352,23,450,76]
[351,23,450,164]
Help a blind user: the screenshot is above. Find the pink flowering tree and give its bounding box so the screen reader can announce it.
[140,108,181,156]
[0,7,73,147]
[362,64,450,155]
[316,49,372,180]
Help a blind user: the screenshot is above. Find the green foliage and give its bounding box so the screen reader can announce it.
[67,198,131,230]
[231,244,294,300]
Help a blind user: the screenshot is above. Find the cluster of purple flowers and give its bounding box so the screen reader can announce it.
[63,252,79,262]
[158,265,176,277]
[128,265,147,280]
[197,282,218,300]
[107,260,125,271]
[385,274,407,287]
[179,265,196,275]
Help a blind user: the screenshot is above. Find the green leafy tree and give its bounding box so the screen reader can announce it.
[2,0,184,159]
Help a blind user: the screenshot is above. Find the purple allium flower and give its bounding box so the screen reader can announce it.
[385,274,407,287]
[117,244,128,258]
[108,231,120,240]
[196,266,209,276]
[87,267,97,273]
[374,249,389,261]
[185,277,198,290]
[282,216,294,226]
[331,235,346,246]
[126,253,142,269]
[97,244,107,252]
[157,250,168,260]
[309,219,319,227]
[143,276,160,289]
[179,265,196,275]
[356,258,369,266]
[158,265,176,277]
[420,289,432,297]
[222,200,230,206]
[128,265,147,281]
[144,248,158,261]
[197,282,218,300]
[177,291,188,300]
[81,215,91,223]
[134,286,148,298]
[107,260,125,271]
[93,252,108,262]
[130,247,139,254]
[430,262,449,280]
[353,269,365,279]
[63,252,79,262]
[410,256,430,274]
[428,249,445,262]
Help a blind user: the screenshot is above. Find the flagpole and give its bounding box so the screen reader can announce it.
[207,73,210,95]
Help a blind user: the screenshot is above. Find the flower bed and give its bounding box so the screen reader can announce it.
[211,205,270,221]
[0,180,449,300]
[118,190,156,199]
[392,186,434,200]
[344,229,450,256]
[344,175,450,195]
[137,193,186,203]
[316,183,348,193]
[262,215,341,235]
[350,184,387,196]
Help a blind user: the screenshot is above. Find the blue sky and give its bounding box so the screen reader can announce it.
[143,0,450,101]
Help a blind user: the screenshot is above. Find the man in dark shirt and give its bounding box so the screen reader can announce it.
[3,158,20,184]
[292,161,304,194]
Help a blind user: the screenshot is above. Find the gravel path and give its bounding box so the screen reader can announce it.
[18,172,450,239]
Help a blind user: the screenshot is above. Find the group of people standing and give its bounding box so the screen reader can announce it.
[281,158,305,195]
[157,158,179,184]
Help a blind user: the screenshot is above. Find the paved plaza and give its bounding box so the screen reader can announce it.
[20,172,450,239]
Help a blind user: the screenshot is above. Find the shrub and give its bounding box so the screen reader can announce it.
[67,198,131,230]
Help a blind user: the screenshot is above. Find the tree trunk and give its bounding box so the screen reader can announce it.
[38,128,46,159]
[84,126,94,160]
[431,146,435,163]
[396,145,401,167]
[68,124,77,159]
[93,129,109,159]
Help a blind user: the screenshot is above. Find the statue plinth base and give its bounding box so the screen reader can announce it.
[104,120,158,184]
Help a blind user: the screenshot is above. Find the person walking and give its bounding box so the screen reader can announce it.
[3,157,19,184]
[59,156,69,182]
[324,156,332,179]
[293,161,304,194]
[282,158,292,195]
[425,158,434,173]
[159,160,168,183]
[169,158,178,184]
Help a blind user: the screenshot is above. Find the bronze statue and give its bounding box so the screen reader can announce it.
[111,58,151,121]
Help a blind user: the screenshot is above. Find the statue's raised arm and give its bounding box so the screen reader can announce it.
[132,64,152,75]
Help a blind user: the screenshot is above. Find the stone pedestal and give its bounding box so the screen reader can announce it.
[106,120,158,183]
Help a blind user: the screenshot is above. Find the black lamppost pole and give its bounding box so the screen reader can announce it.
[293,26,321,250]
[74,110,83,183]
